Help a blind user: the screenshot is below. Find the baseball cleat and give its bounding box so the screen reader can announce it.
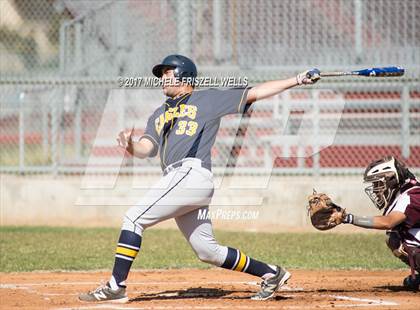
[78,282,129,303]
[403,274,420,291]
[251,266,291,300]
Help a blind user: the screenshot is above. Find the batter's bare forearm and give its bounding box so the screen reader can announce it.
[247,77,297,103]
[128,142,150,159]
[127,137,155,159]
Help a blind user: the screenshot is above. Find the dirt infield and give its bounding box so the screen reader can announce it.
[0,269,418,309]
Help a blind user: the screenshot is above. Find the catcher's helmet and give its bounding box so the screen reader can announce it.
[363,156,414,210]
[152,54,197,80]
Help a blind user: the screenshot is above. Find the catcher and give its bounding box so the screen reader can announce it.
[308,156,420,290]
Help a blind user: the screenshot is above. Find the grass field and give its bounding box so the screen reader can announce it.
[0,226,406,272]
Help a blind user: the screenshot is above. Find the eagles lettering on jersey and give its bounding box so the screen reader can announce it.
[155,104,198,136]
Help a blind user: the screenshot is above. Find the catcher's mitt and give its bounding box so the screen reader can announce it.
[307,191,346,231]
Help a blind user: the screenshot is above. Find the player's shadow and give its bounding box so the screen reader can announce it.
[130,287,291,301]
[374,285,417,293]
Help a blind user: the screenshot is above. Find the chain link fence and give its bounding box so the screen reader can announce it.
[58,0,420,78]
[1,0,419,175]
[0,0,69,76]
[2,0,419,78]
[1,79,419,175]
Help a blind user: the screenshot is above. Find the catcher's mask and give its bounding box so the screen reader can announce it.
[363,156,412,210]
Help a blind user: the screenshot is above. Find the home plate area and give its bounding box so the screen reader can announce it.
[1,269,418,309]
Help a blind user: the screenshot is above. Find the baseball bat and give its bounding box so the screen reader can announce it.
[306,66,404,79]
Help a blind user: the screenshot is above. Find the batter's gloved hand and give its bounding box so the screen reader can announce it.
[296,68,321,85]
[307,190,346,231]
[117,127,135,154]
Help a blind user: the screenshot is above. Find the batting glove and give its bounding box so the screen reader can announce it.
[296,68,321,85]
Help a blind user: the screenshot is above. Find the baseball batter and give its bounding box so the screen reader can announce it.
[79,54,320,303]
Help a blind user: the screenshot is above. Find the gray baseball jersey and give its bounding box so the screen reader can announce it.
[139,88,250,171]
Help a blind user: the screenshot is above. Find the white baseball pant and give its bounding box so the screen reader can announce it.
[122,158,228,266]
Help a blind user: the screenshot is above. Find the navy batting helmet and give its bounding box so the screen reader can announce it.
[152,54,197,80]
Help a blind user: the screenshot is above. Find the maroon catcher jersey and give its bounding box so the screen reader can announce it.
[384,179,420,247]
